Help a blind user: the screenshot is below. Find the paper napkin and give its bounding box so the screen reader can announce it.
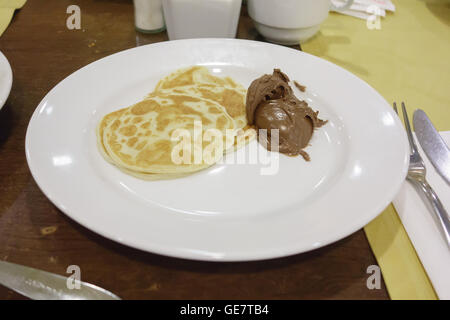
[393,131,450,300]
[332,0,395,20]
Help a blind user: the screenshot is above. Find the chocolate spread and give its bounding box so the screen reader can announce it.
[246,69,327,160]
[294,80,306,92]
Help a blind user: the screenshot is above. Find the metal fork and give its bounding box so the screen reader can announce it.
[394,102,450,248]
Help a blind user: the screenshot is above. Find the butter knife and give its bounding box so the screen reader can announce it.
[413,109,450,186]
[0,260,121,300]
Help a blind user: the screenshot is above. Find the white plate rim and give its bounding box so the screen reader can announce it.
[0,51,13,111]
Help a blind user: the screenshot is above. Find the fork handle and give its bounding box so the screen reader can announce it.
[412,179,450,248]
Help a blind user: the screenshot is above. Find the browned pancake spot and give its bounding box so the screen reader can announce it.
[216,115,228,130]
[136,140,172,166]
[131,100,159,115]
[135,140,147,151]
[119,125,137,137]
[127,137,138,147]
[111,119,121,130]
[132,116,144,124]
[208,106,222,114]
[221,89,245,118]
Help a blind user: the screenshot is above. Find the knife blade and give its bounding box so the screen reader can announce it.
[413,109,450,185]
[0,260,121,300]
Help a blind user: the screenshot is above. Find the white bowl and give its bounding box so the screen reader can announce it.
[252,22,322,45]
[247,0,330,45]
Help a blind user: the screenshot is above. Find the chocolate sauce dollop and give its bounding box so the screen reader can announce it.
[246,69,327,160]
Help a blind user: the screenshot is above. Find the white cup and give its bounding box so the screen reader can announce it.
[247,0,354,45]
[163,0,243,40]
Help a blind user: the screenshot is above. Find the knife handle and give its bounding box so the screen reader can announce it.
[413,179,450,249]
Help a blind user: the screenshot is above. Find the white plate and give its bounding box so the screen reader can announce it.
[25,39,409,261]
[0,51,12,110]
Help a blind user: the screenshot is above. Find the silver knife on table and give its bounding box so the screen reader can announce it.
[0,260,121,300]
[413,109,450,186]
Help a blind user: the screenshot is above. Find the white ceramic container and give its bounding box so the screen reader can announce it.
[162,0,243,40]
[247,0,354,45]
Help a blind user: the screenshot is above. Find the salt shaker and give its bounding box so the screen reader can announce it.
[133,0,165,33]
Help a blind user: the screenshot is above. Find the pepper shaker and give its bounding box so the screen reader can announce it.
[133,0,165,33]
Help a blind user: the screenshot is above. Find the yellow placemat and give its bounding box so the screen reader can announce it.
[0,0,26,37]
[302,0,450,300]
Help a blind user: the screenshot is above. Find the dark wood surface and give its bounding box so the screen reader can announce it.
[0,0,389,299]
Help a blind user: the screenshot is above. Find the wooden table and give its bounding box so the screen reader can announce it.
[0,0,389,299]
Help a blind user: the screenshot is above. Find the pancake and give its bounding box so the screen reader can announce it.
[154,66,245,92]
[97,107,191,180]
[101,93,236,174]
[150,66,248,129]
[97,66,256,180]
[97,106,128,165]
